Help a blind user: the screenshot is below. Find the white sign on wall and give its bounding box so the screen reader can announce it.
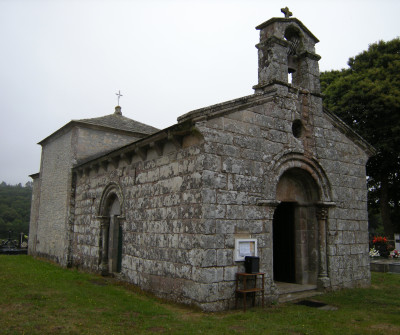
[234,238,257,262]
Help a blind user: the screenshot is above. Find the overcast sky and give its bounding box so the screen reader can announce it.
[1,0,399,185]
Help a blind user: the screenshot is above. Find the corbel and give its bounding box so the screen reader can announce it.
[101,160,108,171]
[149,142,163,156]
[168,133,182,149]
[108,157,119,169]
[84,167,91,177]
[135,147,147,161]
[120,152,133,165]
[91,163,100,173]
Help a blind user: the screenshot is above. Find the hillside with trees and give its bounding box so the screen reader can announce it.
[320,38,400,238]
[0,182,32,240]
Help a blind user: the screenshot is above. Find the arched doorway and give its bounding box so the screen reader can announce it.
[273,168,320,285]
[98,184,123,275]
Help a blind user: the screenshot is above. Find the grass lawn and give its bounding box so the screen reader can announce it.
[0,255,399,334]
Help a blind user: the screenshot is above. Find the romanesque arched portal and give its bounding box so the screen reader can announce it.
[274,168,320,285]
[267,152,335,290]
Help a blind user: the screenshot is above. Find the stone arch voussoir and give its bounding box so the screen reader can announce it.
[268,152,332,203]
[98,182,124,217]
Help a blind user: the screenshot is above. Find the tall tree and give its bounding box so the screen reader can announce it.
[0,182,32,239]
[321,38,400,239]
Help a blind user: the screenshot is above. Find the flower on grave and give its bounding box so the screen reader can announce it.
[389,250,400,258]
[372,236,387,244]
[371,236,390,257]
[373,236,387,243]
[369,246,380,257]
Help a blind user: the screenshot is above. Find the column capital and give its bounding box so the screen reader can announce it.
[315,201,335,220]
[316,206,329,220]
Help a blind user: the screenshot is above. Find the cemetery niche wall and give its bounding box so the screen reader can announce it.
[29,10,374,311]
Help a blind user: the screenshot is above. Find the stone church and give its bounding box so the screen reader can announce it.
[29,11,374,311]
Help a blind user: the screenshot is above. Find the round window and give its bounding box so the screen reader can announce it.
[292,119,303,138]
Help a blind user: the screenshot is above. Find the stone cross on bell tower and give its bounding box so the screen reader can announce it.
[281,6,292,18]
[253,9,321,94]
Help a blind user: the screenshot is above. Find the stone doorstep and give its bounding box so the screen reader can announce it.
[275,282,322,303]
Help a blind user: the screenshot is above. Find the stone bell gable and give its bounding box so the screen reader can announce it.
[253,15,321,93]
[29,9,374,312]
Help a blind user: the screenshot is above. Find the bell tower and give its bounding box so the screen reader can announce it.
[253,7,321,94]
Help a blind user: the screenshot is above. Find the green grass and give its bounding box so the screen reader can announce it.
[1,256,400,334]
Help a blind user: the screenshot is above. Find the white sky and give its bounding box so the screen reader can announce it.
[1,0,399,184]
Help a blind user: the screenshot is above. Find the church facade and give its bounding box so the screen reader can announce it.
[29,12,374,311]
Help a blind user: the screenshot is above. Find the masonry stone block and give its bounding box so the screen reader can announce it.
[202,220,216,235]
[196,234,225,249]
[193,267,224,284]
[215,220,238,234]
[217,249,233,266]
[217,190,249,205]
[204,142,241,158]
[224,266,238,281]
[342,231,356,244]
[203,205,226,219]
[222,158,252,175]
[202,170,227,189]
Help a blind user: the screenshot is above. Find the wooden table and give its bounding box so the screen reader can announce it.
[235,272,265,311]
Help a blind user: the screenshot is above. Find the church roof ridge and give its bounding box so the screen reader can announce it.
[38,110,159,145]
[74,111,159,135]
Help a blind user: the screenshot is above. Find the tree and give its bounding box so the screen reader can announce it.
[321,38,400,239]
[0,183,32,239]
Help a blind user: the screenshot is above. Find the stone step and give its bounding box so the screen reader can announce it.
[279,288,322,303]
[275,282,322,303]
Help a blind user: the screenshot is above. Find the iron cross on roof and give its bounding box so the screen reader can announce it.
[116,90,123,106]
[281,7,293,19]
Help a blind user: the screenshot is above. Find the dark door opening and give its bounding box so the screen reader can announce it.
[108,215,122,273]
[117,223,123,273]
[273,202,296,282]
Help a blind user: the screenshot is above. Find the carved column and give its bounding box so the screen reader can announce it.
[316,205,329,288]
[256,199,279,298]
[99,217,110,276]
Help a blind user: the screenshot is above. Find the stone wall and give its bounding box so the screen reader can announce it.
[29,124,148,265]
[31,131,73,265]
[75,127,139,161]
[28,175,40,255]
[313,110,371,289]
[69,87,370,311]
[193,86,370,306]
[72,135,208,306]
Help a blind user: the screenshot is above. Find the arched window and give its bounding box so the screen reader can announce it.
[98,183,123,275]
